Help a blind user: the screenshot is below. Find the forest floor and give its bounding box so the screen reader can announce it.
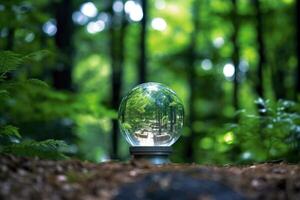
[0,155,300,200]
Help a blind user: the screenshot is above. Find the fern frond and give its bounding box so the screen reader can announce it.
[0,50,51,75]
[26,78,49,88]
[0,125,21,138]
[0,51,23,74]
[0,89,9,98]
[22,50,51,62]
[1,139,69,160]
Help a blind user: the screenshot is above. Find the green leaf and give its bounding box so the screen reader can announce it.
[0,51,23,74]
[26,78,49,88]
[122,122,132,130]
[0,125,21,139]
[0,89,9,98]
[22,50,51,62]
[2,139,69,160]
[0,50,51,75]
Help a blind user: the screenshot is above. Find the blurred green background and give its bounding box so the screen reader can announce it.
[0,0,300,164]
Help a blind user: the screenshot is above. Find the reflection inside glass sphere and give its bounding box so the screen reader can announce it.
[119,82,184,146]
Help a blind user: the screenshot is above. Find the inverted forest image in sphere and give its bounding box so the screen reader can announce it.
[119,82,184,146]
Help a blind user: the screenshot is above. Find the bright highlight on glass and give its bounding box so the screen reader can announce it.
[223,63,235,78]
[151,18,167,31]
[119,82,184,146]
[80,2,98,18]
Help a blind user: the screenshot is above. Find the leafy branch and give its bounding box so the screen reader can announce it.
[2,139,69,160]
[229,98,300,162]
[0,50,69,160]
[0,125,21,139]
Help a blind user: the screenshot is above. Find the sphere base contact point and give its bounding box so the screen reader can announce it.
[130,146,172,165]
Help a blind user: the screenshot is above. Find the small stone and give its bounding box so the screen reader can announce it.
[129,170,137,177]
[251,178,266,189]
[272,168,287,174]
[56,175,67,182]
[17,169,27,176]
[55,165,63,173]
[1,165,8,173]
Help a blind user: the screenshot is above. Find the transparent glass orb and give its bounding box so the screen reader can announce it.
[118,82,184,146]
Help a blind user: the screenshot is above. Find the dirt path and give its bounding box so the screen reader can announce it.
[0,155,299,200]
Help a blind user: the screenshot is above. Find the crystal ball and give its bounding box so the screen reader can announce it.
[118,82,184,146]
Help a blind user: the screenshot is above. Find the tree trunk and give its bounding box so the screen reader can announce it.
[3,28,15,80]
[273,55,286,100]
[110,1,127,159]
[296,0,300,99]
[231,0,240,111]
[138,0,147,83]
[5,28,15,51]
[185,0,200,163]
[53,0,74,91]
[254,0,266,98]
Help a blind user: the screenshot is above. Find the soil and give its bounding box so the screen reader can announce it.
[0,155,300,200]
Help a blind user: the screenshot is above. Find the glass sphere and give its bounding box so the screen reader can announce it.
[118,82,184,146]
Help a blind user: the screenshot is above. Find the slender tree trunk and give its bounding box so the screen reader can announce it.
[253,0,267,143]
[5,28,15,50]
[3,4,15,80]
[4,27,15,80]
[138,0,147,83]
[185,0,200,163]
[110,1,127,159]
[53,0,74,90]
[110,11,118,159]
[273,53,285,100]
[254,0,266,98]
[296,0,300,99]
[231,0,240,111]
